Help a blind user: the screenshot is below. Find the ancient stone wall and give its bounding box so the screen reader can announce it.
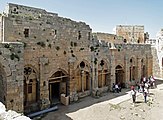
[116,25,144,43]
[93,32,124,44]
[0,3,153,114]
[113,43,153,81]
[2,3,93,111]
[0,42,24,112]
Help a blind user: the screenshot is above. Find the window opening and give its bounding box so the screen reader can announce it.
[78,31,81,40]
[24,28,29,38]
[55,30,57,35]
[28,83,32,93]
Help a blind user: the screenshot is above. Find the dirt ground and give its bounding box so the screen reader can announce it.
[41,83,163,120]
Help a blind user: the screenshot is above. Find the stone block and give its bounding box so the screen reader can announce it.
[60,94,69,106]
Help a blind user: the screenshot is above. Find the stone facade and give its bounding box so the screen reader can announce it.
[116,25,145,43]
[93,32,124,44]
[0,3,153,114]
[0,42,24,113]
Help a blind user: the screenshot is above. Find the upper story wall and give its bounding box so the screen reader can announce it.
[116,25,144,44]
[93,32,124,44]
[2,3,92,51]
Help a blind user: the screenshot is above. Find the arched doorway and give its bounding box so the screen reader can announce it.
[24,66,39,113]
[0,63,6,104]
[49,70,68,105]
[98,60,109,88]
[115,65,125,88]
[75,61,90,93]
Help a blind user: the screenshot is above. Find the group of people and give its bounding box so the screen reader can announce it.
[130,85,148,103]
[112,83,122,93]
[131,76,156,103]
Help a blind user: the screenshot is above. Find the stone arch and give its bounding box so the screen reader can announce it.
[74,60,91,93]
[98,59,110,88]
[23,65,39,113]
[24,64,39,79]
[115,65,125,88]
[48,68,69,78]
[48,69,69,105]
[74,59,91,72]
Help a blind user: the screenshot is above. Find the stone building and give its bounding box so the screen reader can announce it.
[0,3,153,114]
[93,32,124,44]
[116,25,145,43]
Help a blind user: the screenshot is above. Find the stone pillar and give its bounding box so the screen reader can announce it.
[91,52,98,92]
[39,57,50,110]
[124,55,129,88]
[146,55,153,77]
[110,50,116,90]
[68,61,78,102]
[137,57,142,81]
[81,70,84,92]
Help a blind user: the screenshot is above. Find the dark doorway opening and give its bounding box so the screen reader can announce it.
[115,65,125,88]
[49,82,60,105]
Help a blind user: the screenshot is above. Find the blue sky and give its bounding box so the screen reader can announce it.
[0,0,163,38]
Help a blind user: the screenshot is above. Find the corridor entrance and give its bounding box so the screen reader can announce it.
[49,82,60,104]
[48,70,68,105]
[115,65,125,88]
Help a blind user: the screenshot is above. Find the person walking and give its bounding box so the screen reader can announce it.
[130,86,136,103]
[143,88,148,103]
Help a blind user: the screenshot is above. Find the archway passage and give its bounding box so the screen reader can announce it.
[115,65,125,88]
[98,60,109,88]
[49,70,68,105]
[75,61,90,93]
[49,82,60,104]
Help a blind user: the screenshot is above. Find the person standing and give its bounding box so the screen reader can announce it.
[143,88,148,103]
[130,86,136,103]
[115,84,119,93]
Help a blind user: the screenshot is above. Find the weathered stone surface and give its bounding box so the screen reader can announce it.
[0,3,153,114]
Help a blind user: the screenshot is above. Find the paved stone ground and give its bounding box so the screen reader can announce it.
[40,82,163,120]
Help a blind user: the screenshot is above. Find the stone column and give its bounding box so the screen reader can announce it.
[81,70,84,92]
[137,57,142,81]
[146,55,153,77]
[110,50,116,90]
[68,61,78,102]
[39,57,50,110]
[124,55,129,88]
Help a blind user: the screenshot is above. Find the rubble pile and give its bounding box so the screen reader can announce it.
[0,102,31,120]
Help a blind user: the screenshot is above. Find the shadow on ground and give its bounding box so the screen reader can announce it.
[38,88,130,120]
[33,79,163,120]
